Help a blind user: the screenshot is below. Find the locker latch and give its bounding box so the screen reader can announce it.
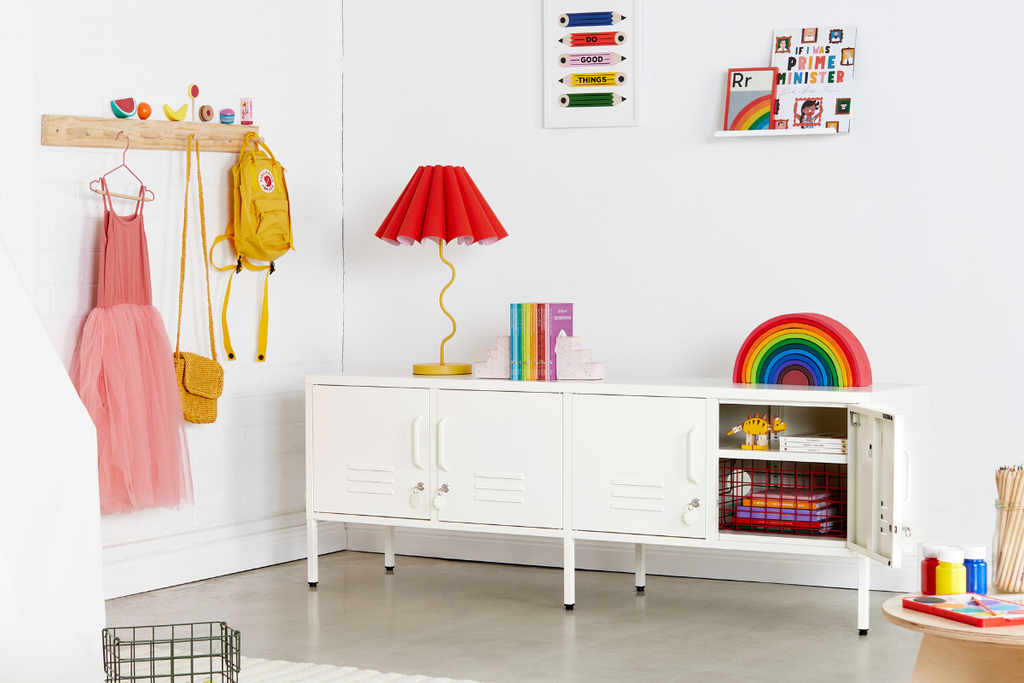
[683,498,700,526]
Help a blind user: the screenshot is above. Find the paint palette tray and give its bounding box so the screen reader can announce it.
[719,459,848,538]
[903,594,1024,628]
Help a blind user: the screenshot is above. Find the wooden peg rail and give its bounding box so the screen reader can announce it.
[41,115,259,153]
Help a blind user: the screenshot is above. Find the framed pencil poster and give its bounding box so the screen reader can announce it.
[543,0,643,128]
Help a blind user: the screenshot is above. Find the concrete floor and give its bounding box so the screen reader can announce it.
[106,551,921,683]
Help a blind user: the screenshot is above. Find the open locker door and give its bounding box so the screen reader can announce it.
[847,405,905,568]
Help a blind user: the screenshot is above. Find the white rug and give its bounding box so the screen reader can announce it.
[240,656,493,683]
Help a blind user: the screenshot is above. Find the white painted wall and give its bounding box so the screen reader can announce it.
[342,0,1024,572]
[2,0,346,600]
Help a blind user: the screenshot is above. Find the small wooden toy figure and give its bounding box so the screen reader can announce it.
[726,412,787,450]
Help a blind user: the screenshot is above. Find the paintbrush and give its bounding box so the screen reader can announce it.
[971,595,999,616]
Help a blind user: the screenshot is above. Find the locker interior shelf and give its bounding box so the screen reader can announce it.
[717,529,848,550]
[717,447,848,465]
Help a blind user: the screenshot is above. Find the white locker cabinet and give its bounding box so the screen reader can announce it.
[310,385,429,520]
[305,373,929,634]
[436,389,562,529]
[573,394,706,538]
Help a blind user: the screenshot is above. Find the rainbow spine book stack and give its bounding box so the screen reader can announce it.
[738,487,837,532]
[510,303,572,381]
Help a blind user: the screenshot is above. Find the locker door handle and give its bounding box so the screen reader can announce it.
[412,417,424,470]
[687,427,700,485]
[438,417,449,472]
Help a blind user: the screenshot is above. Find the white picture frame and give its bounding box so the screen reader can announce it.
[543,0,643,128]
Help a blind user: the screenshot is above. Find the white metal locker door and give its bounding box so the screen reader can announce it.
[573,394,706,538]
[311,385,430,520]
[436,389,562,529]
[847,405,905,568]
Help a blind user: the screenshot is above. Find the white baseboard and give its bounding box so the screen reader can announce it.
[344,523,918,593]
[103,513,347,599]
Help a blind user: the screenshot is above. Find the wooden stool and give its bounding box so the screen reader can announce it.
[882,595,1024,682]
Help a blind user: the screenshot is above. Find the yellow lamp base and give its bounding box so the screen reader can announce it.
[413,362,472,376]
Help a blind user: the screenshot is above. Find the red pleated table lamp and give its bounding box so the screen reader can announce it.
[376,165,508,375]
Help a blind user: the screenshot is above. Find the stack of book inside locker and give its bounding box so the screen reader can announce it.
[778,433,847,455]
[737,487,837,532]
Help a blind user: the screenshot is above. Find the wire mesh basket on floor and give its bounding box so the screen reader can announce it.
[102,622,240,682]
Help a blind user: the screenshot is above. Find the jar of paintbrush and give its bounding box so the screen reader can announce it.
[993,466,1024,593]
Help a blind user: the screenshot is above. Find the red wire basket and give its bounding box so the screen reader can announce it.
[719,459,847,538]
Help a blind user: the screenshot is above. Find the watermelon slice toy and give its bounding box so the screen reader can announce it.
[111,97,136,119]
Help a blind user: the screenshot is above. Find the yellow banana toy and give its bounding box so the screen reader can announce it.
[163,103,188,121]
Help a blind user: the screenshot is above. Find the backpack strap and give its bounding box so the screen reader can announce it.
[208,230,275,362]
[258,265,273,362]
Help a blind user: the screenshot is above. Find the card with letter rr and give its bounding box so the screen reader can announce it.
[724,67,778,131]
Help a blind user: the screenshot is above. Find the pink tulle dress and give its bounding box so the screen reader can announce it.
[72,180,193,514]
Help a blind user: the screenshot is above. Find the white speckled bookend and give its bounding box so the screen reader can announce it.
[555,336,605,380]
[474,335,511,378]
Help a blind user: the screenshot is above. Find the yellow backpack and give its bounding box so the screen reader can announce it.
[211,132,293,362]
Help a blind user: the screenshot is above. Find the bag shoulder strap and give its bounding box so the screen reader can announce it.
[175,134,218,362]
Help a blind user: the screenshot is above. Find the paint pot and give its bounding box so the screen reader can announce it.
[963,546,987,595]
[921,544,945,595]
[935,546,967,596]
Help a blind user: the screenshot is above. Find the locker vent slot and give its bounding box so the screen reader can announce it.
[347,486,395,496]
[347,475,395,484]
[611,502,666,512]
[474,494,526,504]
[475,482,526,492]
[611,478,665,488]
[611,490,666,500]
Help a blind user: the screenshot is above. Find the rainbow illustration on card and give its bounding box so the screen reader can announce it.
[732,313,872,387]
[730,95,772,130]
[724,67,777,131]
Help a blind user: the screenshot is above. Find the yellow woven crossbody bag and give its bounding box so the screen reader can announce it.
[174,134,224,424]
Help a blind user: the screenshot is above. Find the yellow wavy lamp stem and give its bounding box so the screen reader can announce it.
[437,238,457,366]
[412,239,472,375]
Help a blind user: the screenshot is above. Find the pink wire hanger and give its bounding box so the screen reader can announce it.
[89,132,156,203]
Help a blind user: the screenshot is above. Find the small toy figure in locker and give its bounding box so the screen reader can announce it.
[795,99,821,127]
[727,412,787,450]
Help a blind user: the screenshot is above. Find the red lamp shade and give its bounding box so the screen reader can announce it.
[375,165,509,246]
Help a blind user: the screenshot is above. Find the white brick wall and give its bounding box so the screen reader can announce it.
[2,0,343,587]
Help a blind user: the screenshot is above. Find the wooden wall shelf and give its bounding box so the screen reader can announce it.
[41,115,259,153]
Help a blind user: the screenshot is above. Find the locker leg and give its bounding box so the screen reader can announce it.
[564,537,575,610]
[635,543,646,592]
[857,555,870,635]
[384,525,395,571]
[307,519,319,587]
